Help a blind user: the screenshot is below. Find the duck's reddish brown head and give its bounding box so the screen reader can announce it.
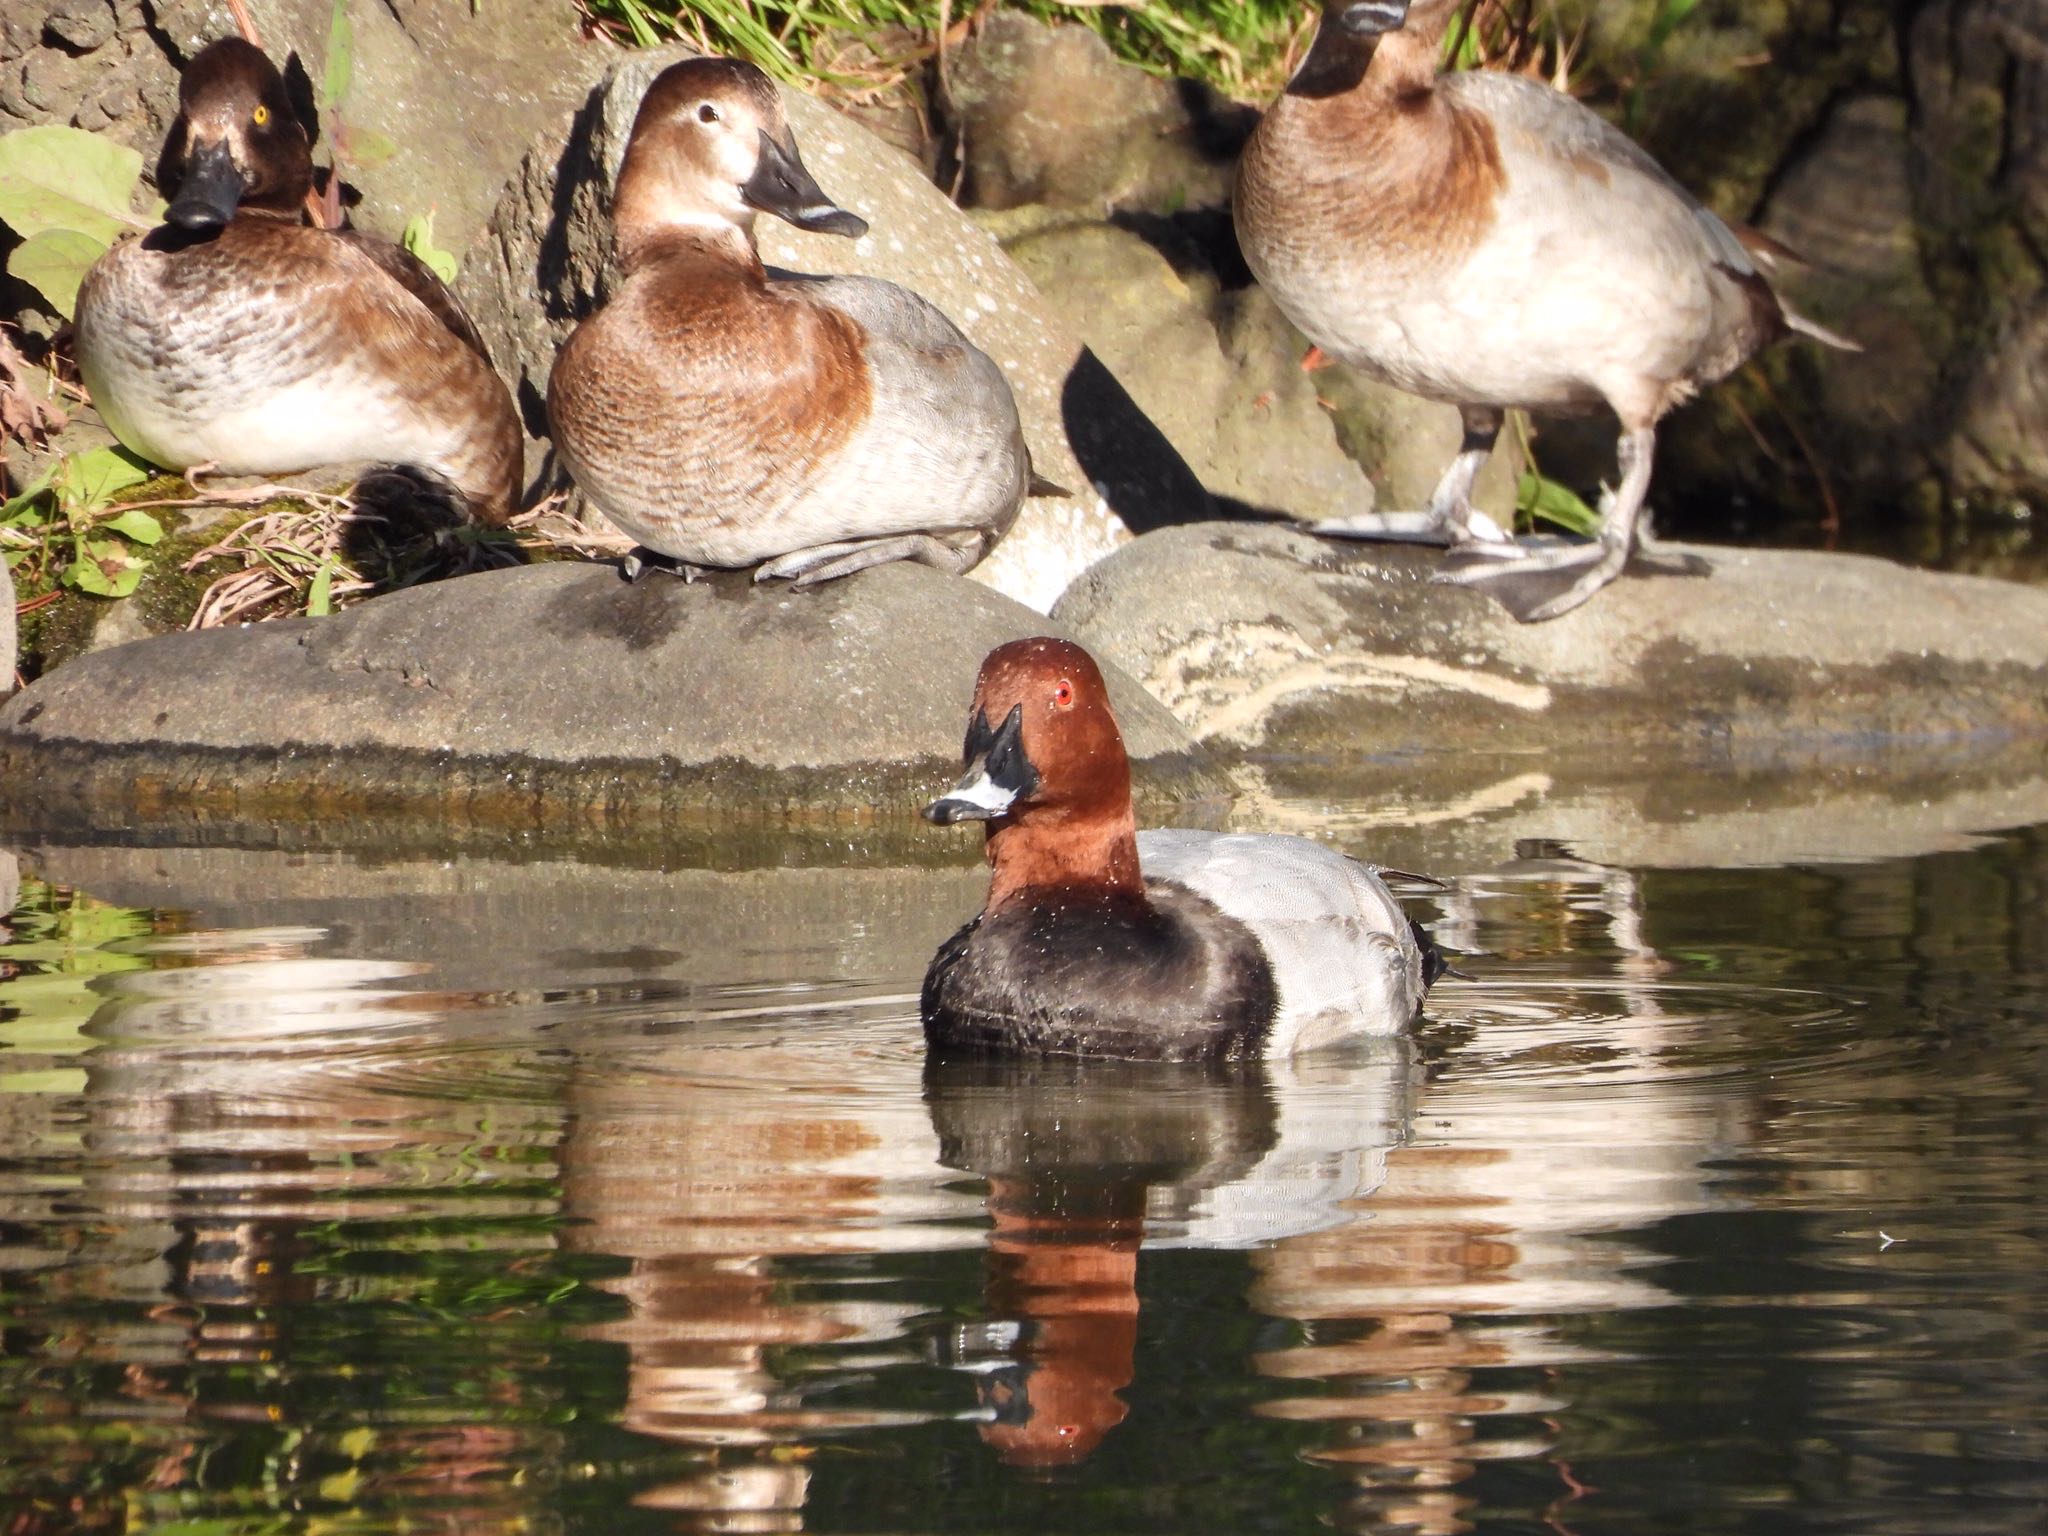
[924,638,1142,909]
[159,37,313,231]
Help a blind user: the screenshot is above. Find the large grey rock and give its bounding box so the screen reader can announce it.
[1052,522,2048,753]
[457,44,1205,614]
[940,12,1253,217]
[0,559,1224,845]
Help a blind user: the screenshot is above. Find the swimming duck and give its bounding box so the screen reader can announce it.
[922,637,1443,1061]
[73,37,522,525]
[546,57,1029,586]
[1234,0,1856,622]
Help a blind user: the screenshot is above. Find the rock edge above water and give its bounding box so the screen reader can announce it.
[1053,523,2048,753]
[0,559,1224,849]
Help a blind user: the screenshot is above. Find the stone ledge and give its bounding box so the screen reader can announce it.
[1052,522,2048,753]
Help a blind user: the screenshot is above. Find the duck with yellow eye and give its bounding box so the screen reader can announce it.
[74,36,522,525]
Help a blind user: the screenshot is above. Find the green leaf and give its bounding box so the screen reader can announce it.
[0,125,153,243]
[100,508,164,545]
[1517,471,1603,537]
[401,212,458,282]
[323,0,355,109]
[5,226,108,318]
[62,537,144,597]
[1,462,56,521]
[339,123,398,168]
[57,445,151,514]
[306,556,336,616]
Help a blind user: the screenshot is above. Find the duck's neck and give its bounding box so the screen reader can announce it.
[612,152,762,278]
[614,219,762,282]
[984,802,1146,913]
[1288,13,1442,103]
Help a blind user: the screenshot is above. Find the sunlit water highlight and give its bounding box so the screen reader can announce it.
[1,821,2043,1534]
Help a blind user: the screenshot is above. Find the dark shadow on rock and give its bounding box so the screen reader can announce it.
[538,80,613,327]
[1109,206,1255,289]
[516,374,552,446]
[1169,77,1261,167]
[1060,347,1217,533]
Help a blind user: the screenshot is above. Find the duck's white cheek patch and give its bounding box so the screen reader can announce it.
[943,770,1016,817]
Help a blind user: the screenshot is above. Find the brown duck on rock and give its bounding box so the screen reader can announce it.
[1235,0,1855,622]
[75,38,522,526]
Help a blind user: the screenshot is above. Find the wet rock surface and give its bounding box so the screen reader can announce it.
[0,558,1225,845]
[1053,522,2048,754]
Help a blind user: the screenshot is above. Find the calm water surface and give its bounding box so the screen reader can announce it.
[1,789,2044,1534]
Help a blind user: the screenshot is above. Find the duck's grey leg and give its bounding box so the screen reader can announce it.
[1437,426,1664,622]
[1312,405,1517,552]
[755,531,976,587]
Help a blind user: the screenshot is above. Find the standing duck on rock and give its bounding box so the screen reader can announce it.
[548,57,1032,586]
[74,38,523,527]
[1234,0,1856,622]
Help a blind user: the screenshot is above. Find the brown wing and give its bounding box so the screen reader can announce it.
[331,230,495,366]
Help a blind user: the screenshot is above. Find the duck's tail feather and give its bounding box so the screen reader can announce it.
[1413,921,1463,990]
[1786,307,1862,353]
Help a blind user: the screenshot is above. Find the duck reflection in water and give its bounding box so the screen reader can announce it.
[925,1045,1419,1473]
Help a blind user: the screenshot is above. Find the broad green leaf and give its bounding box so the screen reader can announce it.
[1517,470,1602,537]
[58,446,151,513]
[5,226,108,318]
[1,462,57,521]
[323,0,355,108]
[0,125,152,243]
[307,556,336,616]
[101,508,164,545]
[401,212,458,282]
[62,537,144,597]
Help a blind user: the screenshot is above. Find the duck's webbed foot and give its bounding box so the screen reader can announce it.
[1435,425,1705,623]
[1435,537,1618,622]
[1308,405,1516,554]
[754,531,974,587]
[621,546,711,583]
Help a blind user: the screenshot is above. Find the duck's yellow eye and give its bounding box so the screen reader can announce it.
[252,105,270,127]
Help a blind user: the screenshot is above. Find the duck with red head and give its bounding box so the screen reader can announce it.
[1234,1,1856,621]
[73,37,522,525]
[548,55,1031,587]
[923,638,1442,1061]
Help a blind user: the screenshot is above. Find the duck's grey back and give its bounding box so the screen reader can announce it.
[776,271,1029,547]
[1136,830,1427,1053]
[1440,69,1758,279]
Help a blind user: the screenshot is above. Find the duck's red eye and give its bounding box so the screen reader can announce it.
[697,103,720,124]
[1051,679,1075,710]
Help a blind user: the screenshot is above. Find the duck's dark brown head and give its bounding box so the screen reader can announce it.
[613,56,868,270]
[1289,1,1461,99]
[158,37,315,233]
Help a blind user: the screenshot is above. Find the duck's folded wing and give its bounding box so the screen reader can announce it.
[332,230,497,364]
[1441,70,1757,278]
[1137,830,1426,1047]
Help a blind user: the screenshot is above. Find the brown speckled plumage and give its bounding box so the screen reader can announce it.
[74,37,521,524]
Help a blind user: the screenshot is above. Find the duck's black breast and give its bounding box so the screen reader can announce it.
[921,883,1280,1063]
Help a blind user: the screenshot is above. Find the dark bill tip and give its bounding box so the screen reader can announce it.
[164,137,246,232]
[741,129,868,240]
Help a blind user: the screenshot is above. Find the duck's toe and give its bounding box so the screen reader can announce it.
[1310,510,1464,546]
[1435,540,1615,622]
